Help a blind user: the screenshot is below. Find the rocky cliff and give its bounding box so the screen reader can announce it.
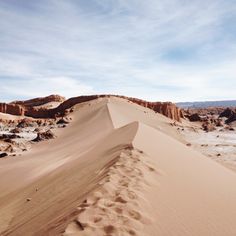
[0,103,24,116]
[120,96,183,122]
[11,94,65,108]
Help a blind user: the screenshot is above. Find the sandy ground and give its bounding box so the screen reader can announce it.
[0,97,236,236]
[179,122,236,172]
[0,116,59,156]
[0,113,24,121]
[33,101,62,109]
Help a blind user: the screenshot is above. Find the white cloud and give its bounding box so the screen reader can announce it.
[1,77,94,102]
[0,0,236,102]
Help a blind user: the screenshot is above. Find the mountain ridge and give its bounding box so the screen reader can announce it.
[177,100,236,108]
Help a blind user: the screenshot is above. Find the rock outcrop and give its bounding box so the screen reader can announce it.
[0,95,65,117]
[218,108,236,124]
[215,119,224,127]
[32,130,55,142]
[11,94,65,108]
[0,103,24,116]
[226,113,236,124]
[202,122,216,132]
[0,153,8,158]
[56,118,69,125]
[187,113,202,122]
[119,96,183,122]
[17,118,37,128]
[10,127,21,134]
[219,108,235,118]
[0,134,21,140]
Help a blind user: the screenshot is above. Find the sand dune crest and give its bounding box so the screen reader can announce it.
[64,148,156,236]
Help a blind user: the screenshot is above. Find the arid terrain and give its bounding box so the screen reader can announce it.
[0,95,236,236]
[180,106,236,171]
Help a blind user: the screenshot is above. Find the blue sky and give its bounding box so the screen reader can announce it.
[0,0,236,102]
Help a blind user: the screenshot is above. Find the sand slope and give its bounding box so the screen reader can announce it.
[0,97,236,236]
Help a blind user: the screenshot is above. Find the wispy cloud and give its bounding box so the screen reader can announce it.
[0,0,236,102]
[0,76,94,102]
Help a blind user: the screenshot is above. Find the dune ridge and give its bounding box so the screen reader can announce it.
[63,98,236,236]
[64,146,156,236]
[0,97,236,235]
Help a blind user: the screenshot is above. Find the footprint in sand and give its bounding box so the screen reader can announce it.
[75,220,85,231]
[147,166,155,172]
[119,179,129,187]
[93,216,102,223]
[114,206,123,214]
[127,191,138,200]
[128,210,142,220]
[86,191,102,205]
[97,198,115,208]
[115,196,127,204]
[79,199,90,208]
[126,228,137,235]
[103,225,116,234]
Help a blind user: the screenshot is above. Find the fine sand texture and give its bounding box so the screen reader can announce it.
[0,97,236,236]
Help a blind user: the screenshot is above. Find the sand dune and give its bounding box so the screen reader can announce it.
[64,146,155,236]
[0,97,236,235]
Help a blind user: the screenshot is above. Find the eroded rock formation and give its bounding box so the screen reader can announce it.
[11,94,65,108]
[219,108,235,118]
[186,113,202,122]
[0,103,24,116]
[119,96,183,122]
[226,113,236,124]
[32,130,55,142]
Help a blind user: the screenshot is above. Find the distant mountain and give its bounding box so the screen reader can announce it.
[177,100,236,108]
